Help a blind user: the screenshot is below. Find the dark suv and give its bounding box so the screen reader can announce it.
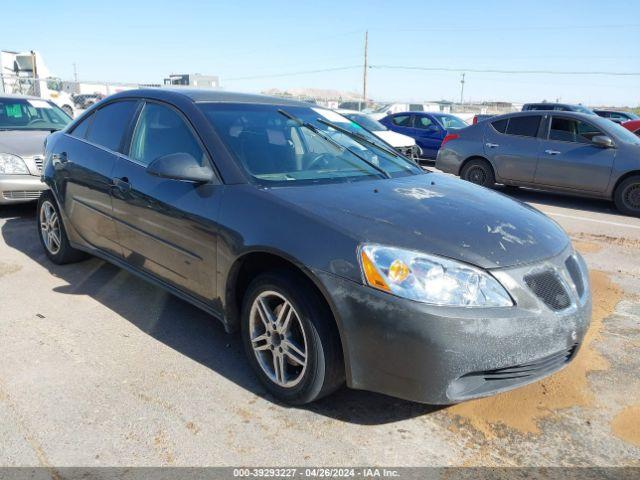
[522,103,596,115]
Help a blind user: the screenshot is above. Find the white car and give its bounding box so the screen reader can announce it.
[336,109,421,161]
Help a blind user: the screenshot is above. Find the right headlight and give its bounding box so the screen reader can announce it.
[0,153,29,175]
[360,244,513,307]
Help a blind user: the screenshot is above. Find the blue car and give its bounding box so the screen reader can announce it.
[380,112,468,161]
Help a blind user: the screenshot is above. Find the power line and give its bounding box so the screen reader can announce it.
[370,65,640,76]
[224,65,361,82]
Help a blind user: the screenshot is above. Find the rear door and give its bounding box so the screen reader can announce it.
[483,115,542,183]
[109,100,222,301]
[50,100,138,258]
[534,115,615,192]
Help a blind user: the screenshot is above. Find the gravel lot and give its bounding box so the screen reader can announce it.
[1,186,639,467]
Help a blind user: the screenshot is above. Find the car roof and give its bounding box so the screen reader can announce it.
[108,88,314,107]
[483,110,617,129]
[0,93,46,101]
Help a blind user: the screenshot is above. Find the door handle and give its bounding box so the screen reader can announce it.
[112,177,131,192]
[51,152,68,165]
[545,149,561,155]
[485,143,499,148]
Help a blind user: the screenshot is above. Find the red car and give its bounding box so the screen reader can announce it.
[622,119,640,135]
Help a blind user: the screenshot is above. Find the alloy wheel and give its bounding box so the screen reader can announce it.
[249,291,308,388]
[40,200,61,255]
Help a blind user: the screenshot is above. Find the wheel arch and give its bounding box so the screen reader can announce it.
[612,170,640,199]
[460,155,495,177]
[223,249,347,359]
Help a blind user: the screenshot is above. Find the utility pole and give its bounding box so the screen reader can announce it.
[361,30,368,111]
[73,62,78,82]
[460,72,465,105]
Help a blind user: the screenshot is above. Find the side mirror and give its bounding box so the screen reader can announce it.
[591,135,614,148]
[146,152,214,183]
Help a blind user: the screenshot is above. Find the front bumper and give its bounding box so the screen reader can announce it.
[0,175,48,204]
[315,247,591,404]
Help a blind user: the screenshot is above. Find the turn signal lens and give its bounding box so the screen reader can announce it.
[361,250,390,292]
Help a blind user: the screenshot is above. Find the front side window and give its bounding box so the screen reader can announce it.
[392,115,412,127]
[198,103,421,185]
[0,97,71,131]
[415,116,436,130]
[505,116,541,137]
[86,101,137,151]
[548,117,602,144]
[129,102,206,166]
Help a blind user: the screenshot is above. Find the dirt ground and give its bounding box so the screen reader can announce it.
[1,188,639,467]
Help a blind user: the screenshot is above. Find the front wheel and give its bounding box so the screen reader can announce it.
[614,176,640,217]
[241,271,344,404]
[461,158,495,188]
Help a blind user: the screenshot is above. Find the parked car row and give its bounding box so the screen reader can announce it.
[436,110,640,216]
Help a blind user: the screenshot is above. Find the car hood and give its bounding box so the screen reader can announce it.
[269,173,569,269]
[373,130,416,147]
[0,130,49,157]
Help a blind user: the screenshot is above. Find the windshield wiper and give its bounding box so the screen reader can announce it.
[277,109,391,179]
[316,117,409,163]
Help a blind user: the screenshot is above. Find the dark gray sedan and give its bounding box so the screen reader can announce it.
[39,89,591,405]
[436,111,640,216]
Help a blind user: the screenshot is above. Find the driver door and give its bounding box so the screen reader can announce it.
[534,115,615,193]
[109,100,222,301]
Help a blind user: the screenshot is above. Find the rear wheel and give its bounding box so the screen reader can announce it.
[241,270,344,404]
[37,191,88,264]
[614,175,640,217]
[461,158,495,188]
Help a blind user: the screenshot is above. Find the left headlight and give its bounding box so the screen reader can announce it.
[360,244,513,307]
[0,153,29,175]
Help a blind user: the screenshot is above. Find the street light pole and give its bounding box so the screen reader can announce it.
[460,72,465,105]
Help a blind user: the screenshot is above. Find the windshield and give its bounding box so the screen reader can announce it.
[343,113,387,131]
[436,115,468,130]
[199,103,422,185]
[0,97,71,131]
[574,105,596,115]
[607,120,640,145]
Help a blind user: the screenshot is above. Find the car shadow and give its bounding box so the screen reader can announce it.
[497,186,621,217]
[0,206,442,425]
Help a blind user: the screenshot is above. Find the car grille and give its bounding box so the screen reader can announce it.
[524,269,572,311]
[396,145,420,159]
[565,255,585,298]
[2,190,43,200]
[467,344,577,382]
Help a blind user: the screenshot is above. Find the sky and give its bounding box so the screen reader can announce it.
[2,0,639,106]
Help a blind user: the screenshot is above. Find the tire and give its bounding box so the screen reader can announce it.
[614,175,640,217]
[241,270,344,404]
[37,191,88,264]
[461,158,495,188]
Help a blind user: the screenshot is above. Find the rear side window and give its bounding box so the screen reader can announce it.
[86,101,137,151]
[70,114,93,139]
[491,119,508,133]
[505,116,541,137]
[392,115,412,127]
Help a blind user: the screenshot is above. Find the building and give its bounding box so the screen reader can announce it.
[163,73,219,89]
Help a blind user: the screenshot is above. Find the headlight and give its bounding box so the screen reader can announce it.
[0,153,29,175]
[360,244,513,307]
